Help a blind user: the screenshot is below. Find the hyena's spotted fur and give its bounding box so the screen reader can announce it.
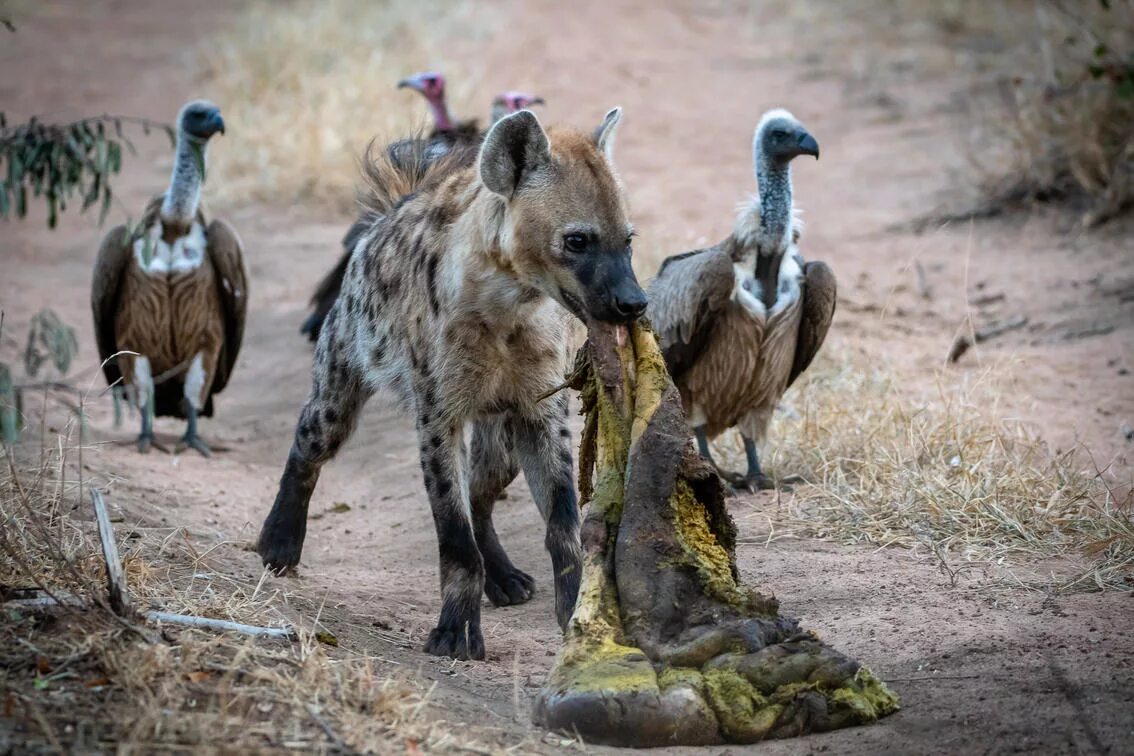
[257,108,646,660]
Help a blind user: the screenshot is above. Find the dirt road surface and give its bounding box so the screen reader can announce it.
[3,1,1131,752]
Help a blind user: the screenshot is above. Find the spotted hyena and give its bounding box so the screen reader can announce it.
[257,108,647,660]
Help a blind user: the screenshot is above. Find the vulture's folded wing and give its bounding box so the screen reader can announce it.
[205,218,248,396]
[787,260,836,389]
[90,225,134,388]
[646,247,735,380]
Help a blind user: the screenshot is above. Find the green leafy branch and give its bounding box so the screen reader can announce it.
[0,113,174,228]
[0,309,93,445]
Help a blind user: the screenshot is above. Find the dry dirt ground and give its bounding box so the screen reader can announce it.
[2,1,1132,753]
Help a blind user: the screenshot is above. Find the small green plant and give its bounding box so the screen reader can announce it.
[0,113,173,228]
[0,309,87,444]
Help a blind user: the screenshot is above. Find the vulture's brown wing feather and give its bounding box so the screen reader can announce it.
[91,224,133,388]
[786,260,836,390]
[646,247,735,380]
[205,218,248,396]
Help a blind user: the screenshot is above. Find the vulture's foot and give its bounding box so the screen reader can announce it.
[175,432,212,458]
[719,468,776,493]
[135,433,169,455]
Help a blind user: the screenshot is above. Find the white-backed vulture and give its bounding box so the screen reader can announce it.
[91,100,247,456]
[646,109,834,491]
[299,80,546,342]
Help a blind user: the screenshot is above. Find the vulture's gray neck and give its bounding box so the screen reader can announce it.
[160,133,207,227]
[754,155,793,256]
[489,103,508,126]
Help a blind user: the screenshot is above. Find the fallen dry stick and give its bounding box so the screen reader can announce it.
[533,322,898,746]
[948,314,1029,363]
[89,487,295,640]
[90,486,131,615]
[144,611,296,639]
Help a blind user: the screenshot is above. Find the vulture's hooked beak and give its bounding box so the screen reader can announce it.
[797,130,819,160]
[398,72,438,93]
[211,112,226,136]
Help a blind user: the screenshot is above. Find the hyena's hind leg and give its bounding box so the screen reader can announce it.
[512,393,582,630]
[258,310,370,572]
[468,418,535,607]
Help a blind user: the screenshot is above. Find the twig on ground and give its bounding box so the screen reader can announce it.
[3,592,85,609]
[305,703,347,750]
[144,610,297,639]
[90,486,131,615]
[915,260,932,300]
[948,314,1029,363]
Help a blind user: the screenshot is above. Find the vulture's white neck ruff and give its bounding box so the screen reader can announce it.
[133,221,207,275]
[139,130,209,275]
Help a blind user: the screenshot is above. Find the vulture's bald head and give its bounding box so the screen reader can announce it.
[494,91,545,112]
[178,100,225,141]
[755,109,819,167]
[398,71,446,105]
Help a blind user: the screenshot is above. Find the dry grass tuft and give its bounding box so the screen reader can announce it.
[720,352,1133,592]
[196,0,502,210]
[803,0,1134,225]
[0,412,461,752]
[971,1,1134,226]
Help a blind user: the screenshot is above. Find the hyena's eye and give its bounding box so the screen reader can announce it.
[563,233,587,253]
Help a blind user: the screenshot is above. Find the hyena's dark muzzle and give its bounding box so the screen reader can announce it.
[571,249,647,324]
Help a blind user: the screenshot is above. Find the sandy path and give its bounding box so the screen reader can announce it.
[2,1,1131,752]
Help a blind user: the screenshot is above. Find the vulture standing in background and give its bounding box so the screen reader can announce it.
[92,100,247,456]
[646,109,834,491]
[299,76,545,341]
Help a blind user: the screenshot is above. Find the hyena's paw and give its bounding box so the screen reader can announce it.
[423,619,485,661]
[484,567,536,607]
[256,514,305,575]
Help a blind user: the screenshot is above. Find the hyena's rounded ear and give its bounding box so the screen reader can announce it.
[479,110,551,198]
[592,106,622,163]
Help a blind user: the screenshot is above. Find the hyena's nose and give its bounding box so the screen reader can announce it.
[613,284,648,321]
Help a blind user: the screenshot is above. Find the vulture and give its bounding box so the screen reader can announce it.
[91,100,247,456]
[646,109,834,491]
[299,77,546,342]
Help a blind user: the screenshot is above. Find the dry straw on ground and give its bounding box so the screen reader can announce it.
[718,351,1133,593]
[0,413,457,752]
[197,0,500,209]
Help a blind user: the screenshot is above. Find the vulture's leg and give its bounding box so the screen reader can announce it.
[740,435,775,491]
[694,428,757,494]
[176,352,212,457]
[468,417,534,607]
[258,316,369,573]
[694,426,714,461]
[513,392,582,630]
[132,356,159,454]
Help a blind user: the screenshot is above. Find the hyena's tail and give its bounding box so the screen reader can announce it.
[360,135,472,217]
[302,134,469,343]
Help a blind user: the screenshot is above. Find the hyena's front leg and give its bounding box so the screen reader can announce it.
[513,394,582,630]
[418,411,486,661]
[468,418,534,607]
[258,311,368,572]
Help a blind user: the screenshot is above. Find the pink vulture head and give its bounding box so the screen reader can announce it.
[397,71,453,130]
